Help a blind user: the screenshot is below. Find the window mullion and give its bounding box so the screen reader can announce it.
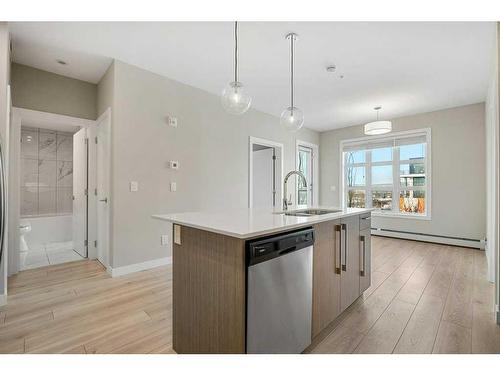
[393,146,400,214]
[366,150,372,208]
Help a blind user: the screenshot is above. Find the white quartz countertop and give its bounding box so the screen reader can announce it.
[152,206,373,239]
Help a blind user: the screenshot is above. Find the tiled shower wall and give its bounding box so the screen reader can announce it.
[21,127,74,217]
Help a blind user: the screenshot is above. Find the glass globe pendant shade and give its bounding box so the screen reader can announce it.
[280,106,304,132]
[221,81,252,115]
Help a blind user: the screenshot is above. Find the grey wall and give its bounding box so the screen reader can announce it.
[0,23,10,298]
[320,103,486,241]
[97,60,320,268]
[11,63,97,120]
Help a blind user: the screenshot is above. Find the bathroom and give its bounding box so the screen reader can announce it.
[19,124,83,270]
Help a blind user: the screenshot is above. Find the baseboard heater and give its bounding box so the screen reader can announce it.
[371,228,485,249]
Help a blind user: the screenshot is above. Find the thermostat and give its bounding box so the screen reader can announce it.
[167,116,178,127]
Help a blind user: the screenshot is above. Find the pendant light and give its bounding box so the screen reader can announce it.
[221,21,252,115]
[364,106,392,135]
[280,33,304,132]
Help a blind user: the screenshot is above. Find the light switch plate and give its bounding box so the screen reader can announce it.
[170,182,177,192]
[161,234,168,246]
[167,116,178,127]
[169,160,179,169]
[130,181,139,192]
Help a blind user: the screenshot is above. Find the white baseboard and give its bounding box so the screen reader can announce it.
[372,229,484,249]
[107,257,172,277]
[0,294,7,306]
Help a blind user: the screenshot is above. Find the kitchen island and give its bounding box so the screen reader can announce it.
[153,207,372,354]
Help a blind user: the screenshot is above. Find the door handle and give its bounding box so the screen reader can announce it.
[334,224,341,274]
[99,198,108,203]
[360,235,366,277]
[341,223,347,271]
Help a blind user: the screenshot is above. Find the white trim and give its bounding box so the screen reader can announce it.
[372,230,484,250]
[296,139,319,206]
[248,136,284,208]
[340,128,430,147]
[0,293,6,306]
[8,107,97,280]
[372,211,432,221]
[340,128,432,220]
[107,256,172,277]
[13,108,94,130]
[94,108,112,267]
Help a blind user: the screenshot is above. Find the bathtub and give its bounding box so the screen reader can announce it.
[22,214,73,249]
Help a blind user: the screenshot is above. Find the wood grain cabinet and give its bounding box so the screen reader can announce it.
[311,220,341,338]
[311,213,372,339]
[340,215,361,311]
[359,214,372,294]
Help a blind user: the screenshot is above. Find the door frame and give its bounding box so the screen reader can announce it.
[88,108,111,268]
[248,136,284,208]
[296,139,319,207]
[8,108,94,276]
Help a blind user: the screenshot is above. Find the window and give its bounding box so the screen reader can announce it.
[297,144,315,205]
[342,129,430,218]
[296,141,319,207]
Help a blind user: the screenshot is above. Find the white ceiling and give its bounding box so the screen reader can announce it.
[9,22,495,131]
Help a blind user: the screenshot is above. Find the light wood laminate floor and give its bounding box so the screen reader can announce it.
[1,237,499,354]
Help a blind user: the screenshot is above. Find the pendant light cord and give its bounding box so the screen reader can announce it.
[234,21,238,83]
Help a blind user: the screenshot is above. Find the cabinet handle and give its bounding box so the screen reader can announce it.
[360,235,366,277]
[335,224,341,274]
[341,223,347,272]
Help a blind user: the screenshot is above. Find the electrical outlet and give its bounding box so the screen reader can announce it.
[130,181,139,192]
[161,235,168,246]
[170,182,177,192]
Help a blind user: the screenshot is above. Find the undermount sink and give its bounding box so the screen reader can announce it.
[281,208,342,217]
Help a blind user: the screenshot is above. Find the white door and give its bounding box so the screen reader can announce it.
[252,147,275,208]
[73,128,88,258]
[96,110,111,267]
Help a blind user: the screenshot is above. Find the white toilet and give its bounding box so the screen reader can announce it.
[19,221,32,252]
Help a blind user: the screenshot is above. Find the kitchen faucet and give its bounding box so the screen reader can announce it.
[283,170,307,211]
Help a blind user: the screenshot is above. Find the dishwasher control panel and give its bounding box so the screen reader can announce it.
[246,228,314,266]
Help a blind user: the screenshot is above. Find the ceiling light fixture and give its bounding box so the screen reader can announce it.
[221,21,252,115]
[280,33,304,132]
[364,106,392,135]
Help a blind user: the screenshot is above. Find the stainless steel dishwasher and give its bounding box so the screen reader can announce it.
[246,228,314,354]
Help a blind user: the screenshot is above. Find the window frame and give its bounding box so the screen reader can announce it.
[296,140,319,207]
[340,128,432,220]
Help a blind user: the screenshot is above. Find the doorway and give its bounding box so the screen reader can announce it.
[248,137,283,209]
[9,108,95,272]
